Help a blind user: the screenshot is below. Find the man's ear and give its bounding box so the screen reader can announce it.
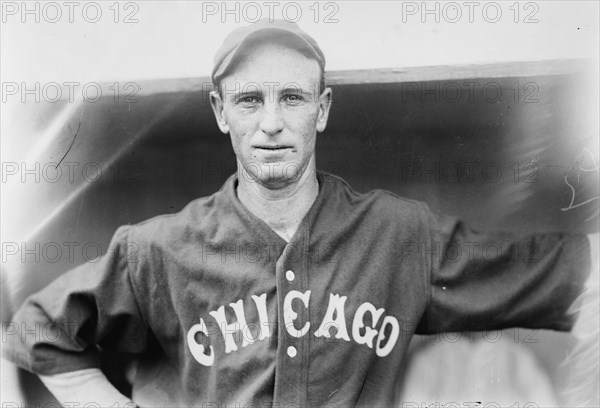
[210,90,229,134]
[316,87,332,133]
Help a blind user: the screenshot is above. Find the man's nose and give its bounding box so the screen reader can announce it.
[259,101,284,136]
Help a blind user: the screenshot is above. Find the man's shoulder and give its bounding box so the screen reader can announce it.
[318,171,429,217]
[125,186,227,247]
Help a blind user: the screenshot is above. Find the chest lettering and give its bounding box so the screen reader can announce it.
[186,291,400,366]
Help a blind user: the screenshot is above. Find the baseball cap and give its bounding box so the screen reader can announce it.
[211,19,326,83]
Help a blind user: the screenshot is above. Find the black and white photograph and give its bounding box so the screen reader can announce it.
[1,1,599,407]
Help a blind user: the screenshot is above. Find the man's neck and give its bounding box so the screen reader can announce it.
[236,163,319,243]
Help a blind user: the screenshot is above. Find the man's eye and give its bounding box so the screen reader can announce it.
[239,96,261,104]
[284,94,303,103]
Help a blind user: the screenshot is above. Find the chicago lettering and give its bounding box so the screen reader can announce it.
[186,292,400,366]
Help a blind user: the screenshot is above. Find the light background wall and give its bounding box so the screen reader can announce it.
[2,1,598,83]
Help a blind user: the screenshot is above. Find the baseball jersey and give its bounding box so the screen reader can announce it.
[4,171,591,407]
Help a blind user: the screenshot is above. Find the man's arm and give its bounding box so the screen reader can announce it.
[560,233,599,407]
[571,233,598,339]
[39,368,134,407]
[3,226,148,403]
[417,204,595,334]
[586,232,598,286]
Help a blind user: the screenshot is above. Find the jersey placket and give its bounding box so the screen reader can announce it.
[273,224,311,408]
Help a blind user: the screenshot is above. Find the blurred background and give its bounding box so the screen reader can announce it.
[2,1,599,406]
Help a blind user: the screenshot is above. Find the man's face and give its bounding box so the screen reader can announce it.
[211,41,331,190]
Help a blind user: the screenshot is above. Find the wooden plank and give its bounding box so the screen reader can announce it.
[324,59,590,85]
[80,59,591,97]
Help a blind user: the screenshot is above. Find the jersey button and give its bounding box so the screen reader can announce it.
[285,270,295,282]
[287,346,297,358]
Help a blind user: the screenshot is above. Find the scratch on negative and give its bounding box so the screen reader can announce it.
[354,374,368,405]
[55,105,85,169]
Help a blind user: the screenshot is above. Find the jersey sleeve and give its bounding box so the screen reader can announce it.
[2,225,149,375]
[416,203,592,334]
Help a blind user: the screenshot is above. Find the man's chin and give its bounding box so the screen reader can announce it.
[242,166,301,190]
[256,172,298,190]
[237,157,315,190]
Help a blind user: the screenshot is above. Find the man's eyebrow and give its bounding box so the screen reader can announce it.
[225,86,315,101]
[280,86,312,95]
[228,90,263,100]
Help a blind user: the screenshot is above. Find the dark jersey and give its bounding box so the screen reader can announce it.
[4,172,591,407]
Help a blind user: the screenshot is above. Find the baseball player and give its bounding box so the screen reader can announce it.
[3,20,598,408]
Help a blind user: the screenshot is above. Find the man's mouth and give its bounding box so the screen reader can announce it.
[254,145,293,151]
